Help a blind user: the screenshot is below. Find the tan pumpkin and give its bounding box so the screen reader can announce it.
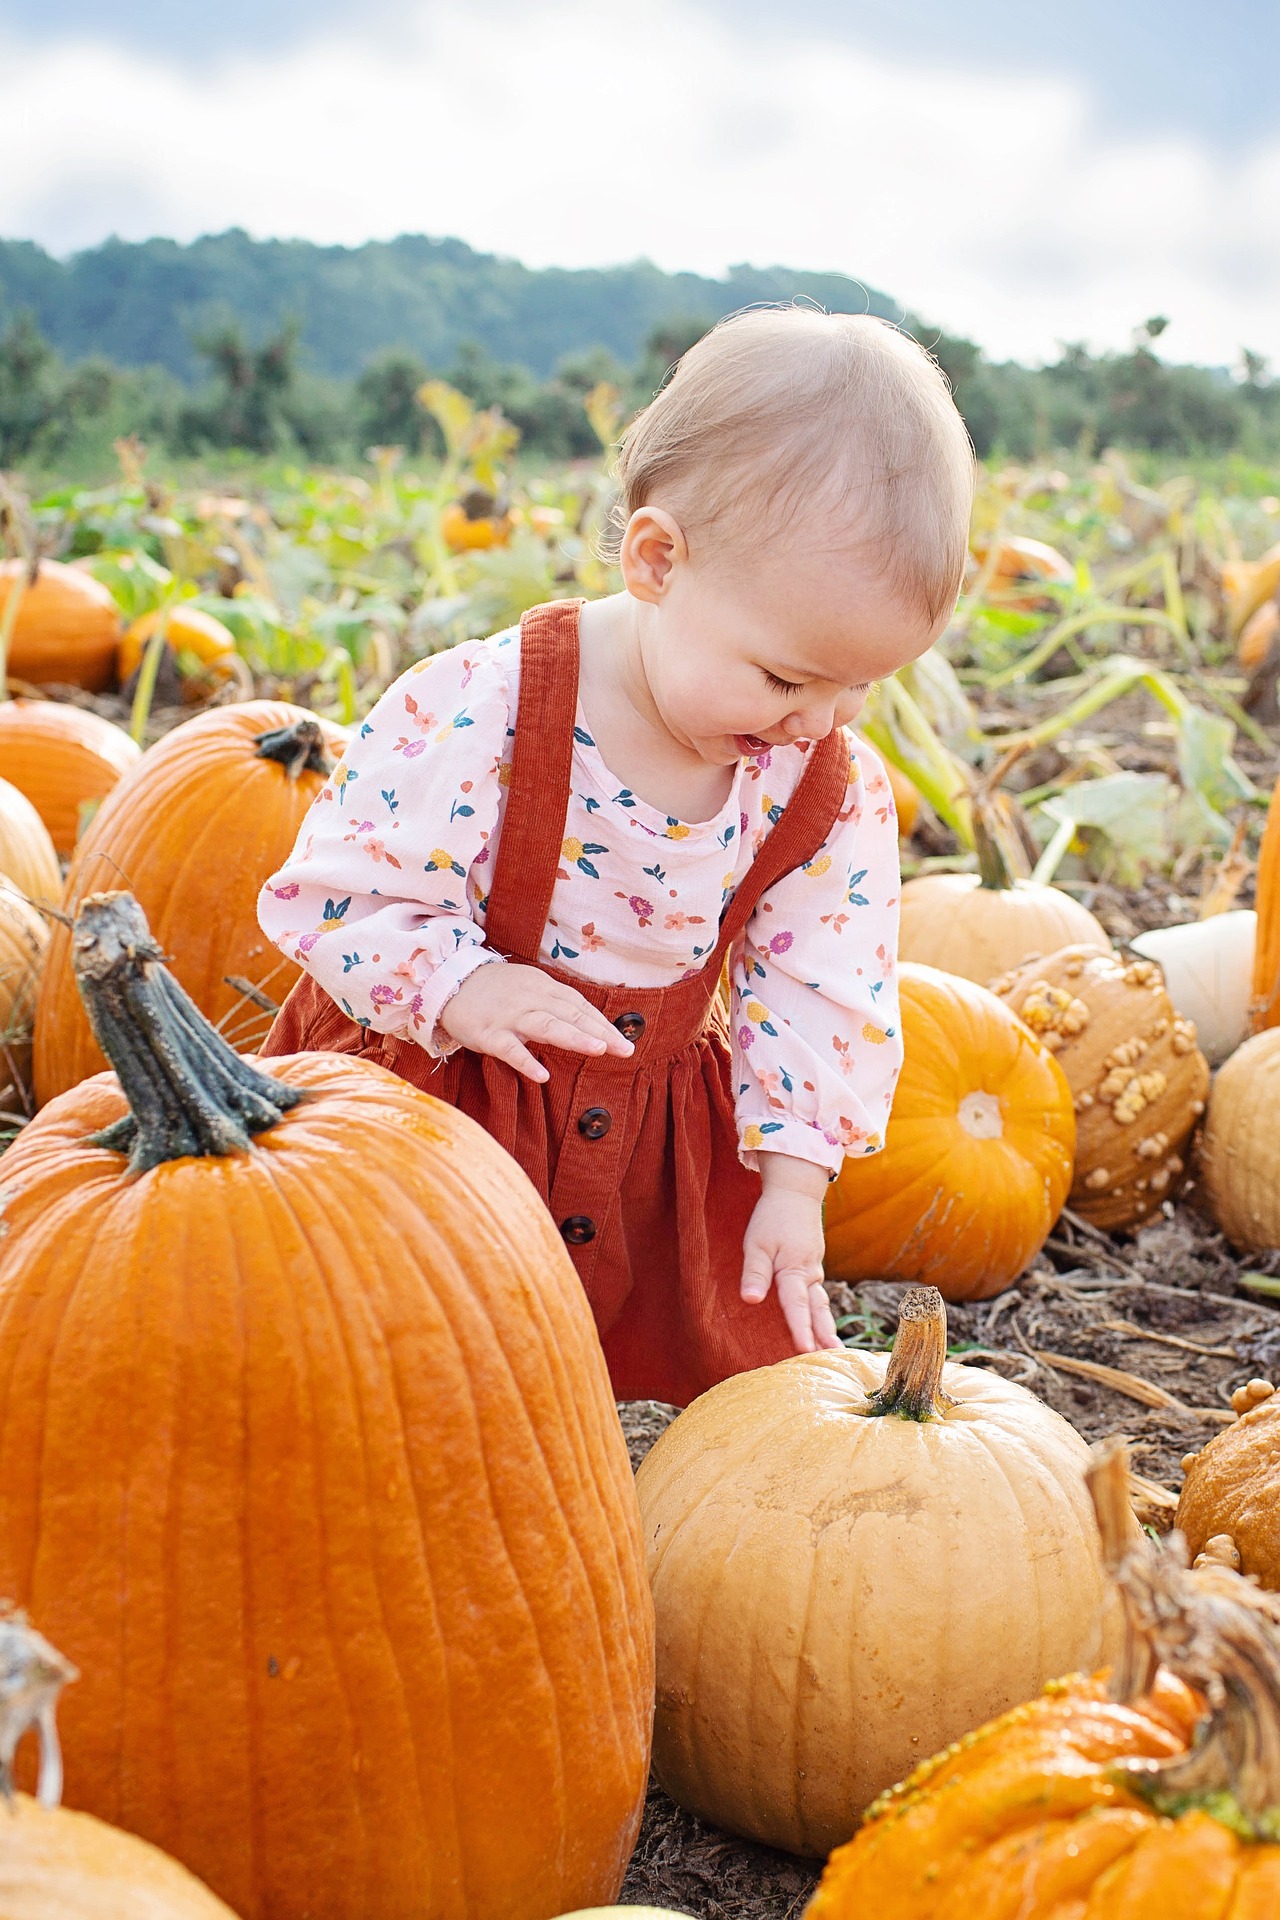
[33,700,345,1103]
[0,699,140,856]
[1177,1378,1280,1591]
[1199,1025,1280,1252]
[635,1286,1124,1858]
[898,809,1107,985]
[0,772,61,906]
[0,558,121,692]
[823,963,1075,1301]
[990,943,1210,1231]
[0,880,46,1113]
[0,1610,237,1920]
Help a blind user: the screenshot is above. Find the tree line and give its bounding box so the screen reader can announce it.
[2,305,1278,475]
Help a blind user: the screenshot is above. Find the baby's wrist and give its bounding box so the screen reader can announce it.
[757,1152,829,1202]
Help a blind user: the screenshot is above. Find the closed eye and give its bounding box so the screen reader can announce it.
[763,669,804,696]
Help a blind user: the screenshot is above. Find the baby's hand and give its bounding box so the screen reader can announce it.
[741,1156,841,1355]
[440,961,634,1083]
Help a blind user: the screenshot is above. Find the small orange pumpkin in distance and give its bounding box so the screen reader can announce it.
[805,1437,1280,1919]
[33,699,345,1102]
[3,891,654,1920]
[0,698,140,855]
[117,604,239,688]
[0,557,122,692]
[823,963,1075,1301]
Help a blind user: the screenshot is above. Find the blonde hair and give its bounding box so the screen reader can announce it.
[611,305,974,627]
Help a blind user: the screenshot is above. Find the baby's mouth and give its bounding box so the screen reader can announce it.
[735,733,772,755]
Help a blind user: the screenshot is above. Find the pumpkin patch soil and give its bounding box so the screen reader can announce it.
[616,1192,1280,1918]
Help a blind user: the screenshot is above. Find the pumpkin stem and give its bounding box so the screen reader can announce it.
[0,1607,77,1808]
[1087,1437,1280,1838]
[867,1286,953,1421]
[72,891,305,1176]
[254,717,334,781]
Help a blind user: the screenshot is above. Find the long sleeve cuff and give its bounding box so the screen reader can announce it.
[738,1114,853,1178]
[416,944,506,1059]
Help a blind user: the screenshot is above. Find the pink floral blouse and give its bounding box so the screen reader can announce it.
[258,626,904,1174]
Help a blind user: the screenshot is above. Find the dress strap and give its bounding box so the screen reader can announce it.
[481,598,583,963]
[709,727,853,970]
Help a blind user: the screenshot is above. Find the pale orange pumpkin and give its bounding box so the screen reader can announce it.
[823,962,1075,1300]
[635,1287,1123,1858]
[33,700,345,1102]
[0,558,121,692]
[0,879,46,1112]
[0,772,61,906]
[0,699,140,856]
[117,604,239,687]
[3,890,654,1920]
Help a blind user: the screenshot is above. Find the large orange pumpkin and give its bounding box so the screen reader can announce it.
[0,698,140,856]
[0,772,61,906]
[0,558,121,692]
[823,963,1075,1300]
[1,891,654,1920]
[33,700,344,1102]
[806,1439,1280,1919]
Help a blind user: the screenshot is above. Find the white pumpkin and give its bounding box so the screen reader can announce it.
[1130,910,1256,1066]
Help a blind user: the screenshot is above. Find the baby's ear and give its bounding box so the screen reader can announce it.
[620,506,687,602]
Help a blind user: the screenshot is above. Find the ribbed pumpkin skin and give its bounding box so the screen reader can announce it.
[1201,1027,1280,1255]
[0,1049,654,1920]
[0,699,140,855]
[0,772,62,905]
[0,558,121,691]
[898,871,1108,985]
[0,879,47,1111]
[33,700,343,1101]
[0,1795,238,1920]
[1177,1384,1280,1591]
[823,964,1075,1301]
[635,1348,1117,1858]
[1251,771,1280,1033]
[805,1670,1280,1919]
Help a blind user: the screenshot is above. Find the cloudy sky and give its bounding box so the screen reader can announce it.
[2,0,1278,367]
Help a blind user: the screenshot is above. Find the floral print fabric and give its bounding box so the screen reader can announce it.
[258,625,904,1174]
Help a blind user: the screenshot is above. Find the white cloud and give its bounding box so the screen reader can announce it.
[4,0,1280,368]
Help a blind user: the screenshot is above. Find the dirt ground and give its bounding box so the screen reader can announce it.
[614,1192,1280,1918]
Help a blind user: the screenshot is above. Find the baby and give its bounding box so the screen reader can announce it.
[258,305,974,1407]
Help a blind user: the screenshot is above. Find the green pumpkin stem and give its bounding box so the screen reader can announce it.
[867,1287,953,1421]
[1087,1437,1280,1839]
[973,795,1017,892]
[0,1608,77,1808]
[254,717,334,781]
[72,891,305,1176]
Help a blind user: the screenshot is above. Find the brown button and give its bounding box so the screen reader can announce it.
[614,1010,646,1042]
[578,1106,612,1140]
[560,1215,597,1246]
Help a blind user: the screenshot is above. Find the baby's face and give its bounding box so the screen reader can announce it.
[641,531,941,767]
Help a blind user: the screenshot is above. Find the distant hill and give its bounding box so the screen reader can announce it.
[0,230,902,381]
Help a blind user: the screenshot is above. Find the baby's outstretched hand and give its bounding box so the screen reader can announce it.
[439,961,634,1083]
[740,1157,841,1355]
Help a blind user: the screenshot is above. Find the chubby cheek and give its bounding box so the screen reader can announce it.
[837,689,870,729]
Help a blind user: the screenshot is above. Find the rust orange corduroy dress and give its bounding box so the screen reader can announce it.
[262,600,851,1405]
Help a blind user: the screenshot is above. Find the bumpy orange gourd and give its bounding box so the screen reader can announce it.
[1,891,654,1920]
[0,558,121,692]
[1250,770,1280,1034]
[823,963,1075,1300]
[806,1440,1280,1920]
[0,698,140,856]
[33,700,344,1101]
[0,1611,238,1920]
[117,605,239,687]
[991,943,1210,1231]
[1177,1378,1280,1592]
[636,1289,1122,1858]
[0,772,61,906]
